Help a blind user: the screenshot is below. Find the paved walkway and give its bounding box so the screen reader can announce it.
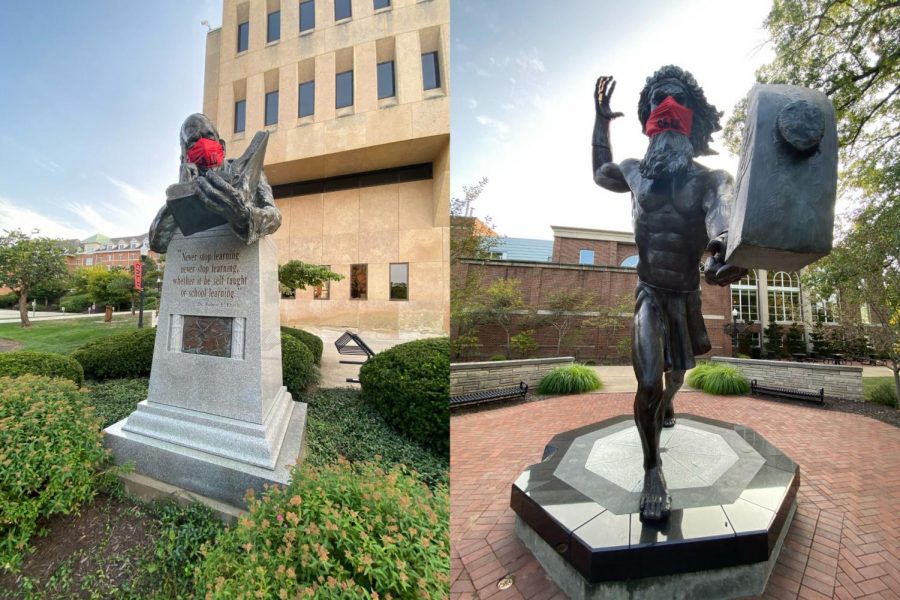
[0,309,110,324]
[451,393,900,599]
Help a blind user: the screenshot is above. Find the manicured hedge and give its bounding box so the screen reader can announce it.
[72,327,157,381]
[280,326,323,364]
[59,293,92,313]
[0,351,84,387]
[0,375,111,572]
[0,293,18,309]
[281,333,318,399]
[359,337,450,456]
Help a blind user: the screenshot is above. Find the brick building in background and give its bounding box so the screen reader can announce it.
[203,0,449,335]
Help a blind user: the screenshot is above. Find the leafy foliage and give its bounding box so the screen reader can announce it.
[59,293,92,313]
[359,338,450,456]
[538,364,603,395]
[763,316,785,358]
[541,289,596,357]
[305,388,448,489]
[278,261,343,296]
[701,365,751,396]
[785,322,807,354]
[281,333,319,399]
[480,278,529,358]
[72,327,157,381]
[867,379,898,407]
[281,326,323,364]
[0,375,112,573]
[0,293,18,309]
[450,177,496,261]
[0,351,84,387]
[0,230,69,327]
[87,378,149,428]
[195,460,449,599]
[510,329,538,358]
[83,266,135,310]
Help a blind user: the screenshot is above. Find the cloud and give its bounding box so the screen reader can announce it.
[467,98,478,109]
[103,174,154,210]
[475,115,510,136]
[516,56,545,73]
[33,158,63,174]
[65,201,125,236]
[501,103,514,111]
[0,196,88,239]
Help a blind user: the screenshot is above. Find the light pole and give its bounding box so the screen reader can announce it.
[138,243,149,328]
[731,308,739,357]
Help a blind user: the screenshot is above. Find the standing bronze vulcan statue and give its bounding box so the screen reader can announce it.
[591,66,746,522]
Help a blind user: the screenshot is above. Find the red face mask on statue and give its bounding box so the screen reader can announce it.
[644,96,694,138]
[185,137,225,169]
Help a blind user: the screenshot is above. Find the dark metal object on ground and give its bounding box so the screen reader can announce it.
[334,331,376,364]
[750,380,824,405]
[450,382,529,408]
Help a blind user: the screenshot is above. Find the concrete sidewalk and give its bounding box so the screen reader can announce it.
[0,309,118,325]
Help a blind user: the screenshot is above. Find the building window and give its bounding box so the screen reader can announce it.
[377,60,395,99]
[335,0,351,20]
[731,271,759,322]
[265,90,279,126]
[267,10,280,43]
[579,249,594,265]
[814,294,839,324]
[336,70,353,108]
[237,21,249,52]
[620,254,639,268]
[85,257,93,266]
[234,99,246,133]
[350,264,367,300]
[298,80,315,117]
[390,263,408,300]
[422,51,440,90]
[767,271,802,322]
[374,0,390,8]
[860,303,871,325]
[314,265,330,300]
[299,0,315,31]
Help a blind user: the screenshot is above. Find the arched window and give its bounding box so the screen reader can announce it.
[767,271,801,322]
[731,271,758,322]
[620,255,639,268]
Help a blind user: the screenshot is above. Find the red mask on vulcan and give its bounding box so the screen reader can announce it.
[644,96,693,138]
[185,137,225,169]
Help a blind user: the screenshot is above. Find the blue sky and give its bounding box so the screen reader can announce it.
[451,0,775,238]
[0,1,221,240]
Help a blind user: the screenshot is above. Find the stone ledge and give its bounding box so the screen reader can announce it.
[118,471,246,525]
[451,356,576,370]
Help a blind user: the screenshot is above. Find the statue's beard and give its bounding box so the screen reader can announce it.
[640,130,694,179]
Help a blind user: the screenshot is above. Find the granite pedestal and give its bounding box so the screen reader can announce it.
[105,226,306,508]
[511,415,799,599]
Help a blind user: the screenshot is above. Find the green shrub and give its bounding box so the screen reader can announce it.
[489,354,506,361]
[282,333,319,399]
[510,329,538,358]
[59,293,91,313]
[306,388,448,488]
[0,293,18,309]
[88,378,149,428]
[538,364,603,395]
[0,375,111,572]
[194,460,450,599]
[0,351,84,387]
[359,338,449,456]
[700,365,750,396]
[72,327,156,381]
[686,361,717,389]
[281,326,323,364]
[142,296,158,310]
[868,380,898,407]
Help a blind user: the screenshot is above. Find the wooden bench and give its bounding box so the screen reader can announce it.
[751,380,824,405]
[450,382,528,408]
[334,331,376,364]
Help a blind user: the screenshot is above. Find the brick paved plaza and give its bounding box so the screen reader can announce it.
[451,393,900,599]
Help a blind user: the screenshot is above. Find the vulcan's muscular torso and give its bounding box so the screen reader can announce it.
[618,159,732,292]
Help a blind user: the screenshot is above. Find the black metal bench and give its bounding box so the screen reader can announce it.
[450,382,528,408]
[334,331,376,364]
[751,380,824,405]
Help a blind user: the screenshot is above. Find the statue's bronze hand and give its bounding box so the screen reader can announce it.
[704,236,747,286]
[195,171,251,227]
[595,76,624,121]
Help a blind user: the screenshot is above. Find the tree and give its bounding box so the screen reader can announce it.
[278,261,343,296]
[84,266,135,321]
[510,329,539,358]
[0,230,69,327]
[450,178,498,262]
[541,289,597,357]
[586,293,634,363]
[763,315,785,358]
[786,322,807,354]
[481,278,529,358]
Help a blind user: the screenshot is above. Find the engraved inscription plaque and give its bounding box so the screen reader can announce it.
[181,315,234,357]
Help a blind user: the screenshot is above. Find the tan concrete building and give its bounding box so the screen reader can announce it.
[203,0,450,334]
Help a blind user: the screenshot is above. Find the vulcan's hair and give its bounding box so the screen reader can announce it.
[638,65,722,156]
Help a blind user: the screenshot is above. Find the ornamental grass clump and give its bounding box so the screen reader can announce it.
[0,351,84,387]
[194,460,450,599]
[686,361,717,390]
[538,364,603,395]
[698,365,751,396]
[0,375,112,573]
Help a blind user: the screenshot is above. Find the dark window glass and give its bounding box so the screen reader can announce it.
[267,10,280,42]
[377,60,395,99]
[299,81,315,117]
[265,90,279,125]
[390,263,408,300]
[422,52,440,89]
[299,0,315,32]
[335,0,351,20]
[374,0,390,8]
[234,99,246,133]
[350,264,367,300]
[314,265,330,299]
[336,70,353,108]
[237,21,249,52]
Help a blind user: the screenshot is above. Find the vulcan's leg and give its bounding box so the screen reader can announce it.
[632,299,671,522]
[663,370,685,428]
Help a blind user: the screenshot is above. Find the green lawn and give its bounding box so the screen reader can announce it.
[0,314,140,354]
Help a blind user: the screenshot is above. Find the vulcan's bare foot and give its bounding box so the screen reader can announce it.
[639,467,672,522]
[663,411,676,428]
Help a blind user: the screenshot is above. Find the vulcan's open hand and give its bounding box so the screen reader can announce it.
[595,76,624,121]
[704,235,747,286]
[195,170,252,228]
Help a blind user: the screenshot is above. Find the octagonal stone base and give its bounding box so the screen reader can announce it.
[511,415,799,599]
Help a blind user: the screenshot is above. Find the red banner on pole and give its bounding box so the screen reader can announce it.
[134,261,143,291]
